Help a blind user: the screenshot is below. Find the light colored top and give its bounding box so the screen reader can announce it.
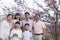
[33,20,46,34]
[23,31,32,40]
[10,29,22,39]
[0,20,12,39]
[22,19,33,30]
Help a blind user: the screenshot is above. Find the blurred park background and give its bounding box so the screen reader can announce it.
[0,0,60,40]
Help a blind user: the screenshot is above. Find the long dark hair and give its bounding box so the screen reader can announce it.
[14,13,21,21]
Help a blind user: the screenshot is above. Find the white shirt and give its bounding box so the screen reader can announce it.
[22,19,33,30]
[0,20,12,39]
[10,29,22,40]
[23,31,32,40]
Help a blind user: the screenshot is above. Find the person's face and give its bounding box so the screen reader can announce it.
[35,15,40,21]
[7,15,13,21]
[25,14,30,19]
[15,24,20,29]
[25,25,29,30]
[16,15,21,20]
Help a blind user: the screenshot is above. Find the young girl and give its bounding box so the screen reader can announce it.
[10,21,22,40]
[22,23,33,40]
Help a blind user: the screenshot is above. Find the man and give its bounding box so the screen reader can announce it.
[33,14,46,40]
[22,12,33,31]
[0,14,13,40]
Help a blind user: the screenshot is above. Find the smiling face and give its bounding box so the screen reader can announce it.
[35,14,40,21]
[25,25,29,30]
[16,15,21,20]
[7,15,13,21]
[15,24,20,29]
[25,14,30,19]
[15,21,20,29]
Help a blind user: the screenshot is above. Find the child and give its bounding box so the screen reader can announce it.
[10,21,22,40]
[23,23,33,40]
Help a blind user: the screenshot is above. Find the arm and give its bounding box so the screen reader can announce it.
[32,26,34,34]
[0,22,5,40]
[42,22,46,39]
[30,32,33,40]
[43,27,46,36]
[10,30,14,38]
[30,37,32,40]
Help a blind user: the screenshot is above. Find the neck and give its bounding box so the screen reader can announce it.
[36,19,39,22]
[16,19,19,21]
[25,18,29,21]
[25,29,29,31]
[7,20,11,23]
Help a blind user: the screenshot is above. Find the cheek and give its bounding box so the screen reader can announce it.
[8,17,11,20]
[8,16,13,20]
[16,25,20,27]
[36,16,39,19]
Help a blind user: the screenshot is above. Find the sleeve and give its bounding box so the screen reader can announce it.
[0,22,5,38]
[18,31,23,38]
[42,22,46,28]
[10,30,14,38]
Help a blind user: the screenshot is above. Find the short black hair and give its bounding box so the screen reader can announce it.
[7,14,13,17]
[15,13,21,16]
[35,14,40,17]
[14,13,21,20]
[15,21,20,24]
[25,23,30,26]
[25,12,30,15]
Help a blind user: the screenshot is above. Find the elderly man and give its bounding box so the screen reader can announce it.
[0,14,13,40]
[33,14,46,40]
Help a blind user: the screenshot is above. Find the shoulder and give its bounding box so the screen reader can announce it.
[1,20,7,24]
[18,29,22,32]
[11,29,15,31]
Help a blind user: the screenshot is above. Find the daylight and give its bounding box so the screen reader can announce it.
[0,0,60,40]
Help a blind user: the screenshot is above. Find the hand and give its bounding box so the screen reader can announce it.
[13,34,18,37]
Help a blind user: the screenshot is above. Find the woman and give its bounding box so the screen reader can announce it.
[13,13,22,27]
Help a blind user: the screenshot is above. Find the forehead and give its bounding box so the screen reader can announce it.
[7,15,13,18]
[25,14,30,15]
[16,15,20,16]
[15,24,20,25]
[35,15,40,17]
